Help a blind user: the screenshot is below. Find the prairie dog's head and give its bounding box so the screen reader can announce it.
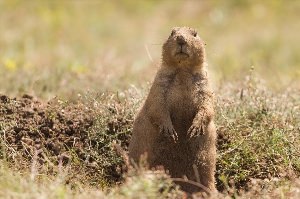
[162,27,206,68]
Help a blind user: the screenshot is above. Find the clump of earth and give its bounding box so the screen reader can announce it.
[0,94,93,161]
[0,94,131,186]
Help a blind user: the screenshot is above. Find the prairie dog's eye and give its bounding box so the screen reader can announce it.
[192,31,197,37]
[171,30,176,36]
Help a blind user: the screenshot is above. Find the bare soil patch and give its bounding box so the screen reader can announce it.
[0,94,93,161]
[0,94,125,187]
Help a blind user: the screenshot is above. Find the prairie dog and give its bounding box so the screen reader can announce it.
[128,27,216,193]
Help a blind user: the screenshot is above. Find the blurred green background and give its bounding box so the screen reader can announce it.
[0,0,299,99]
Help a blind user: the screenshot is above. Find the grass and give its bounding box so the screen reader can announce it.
[0,0,300,198]
[0,160,184,199]
[215,73,300,190]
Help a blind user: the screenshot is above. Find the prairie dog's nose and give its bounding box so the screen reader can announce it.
[176,35,186,45]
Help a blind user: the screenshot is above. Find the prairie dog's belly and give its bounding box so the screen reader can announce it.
[167,83,197,136]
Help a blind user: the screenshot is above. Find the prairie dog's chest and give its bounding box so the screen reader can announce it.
[166,73,197,112]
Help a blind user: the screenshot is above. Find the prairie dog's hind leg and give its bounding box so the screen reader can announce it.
[128,116,158,166]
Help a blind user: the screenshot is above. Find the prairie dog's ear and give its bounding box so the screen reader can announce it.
[191,29,198,37]
[170,27,180,36]
[171,29,176,36]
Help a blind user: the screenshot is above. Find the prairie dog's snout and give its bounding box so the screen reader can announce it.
[176,35,186,46]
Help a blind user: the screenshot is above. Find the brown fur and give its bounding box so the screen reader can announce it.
[128,27,216,193]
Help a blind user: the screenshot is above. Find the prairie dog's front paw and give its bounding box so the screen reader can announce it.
[187,123,205,139]
[159,125,178,143]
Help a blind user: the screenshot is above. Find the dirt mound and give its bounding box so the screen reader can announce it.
[0,93,133,186]
[0,94,94,160]
[0,94,102,181]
